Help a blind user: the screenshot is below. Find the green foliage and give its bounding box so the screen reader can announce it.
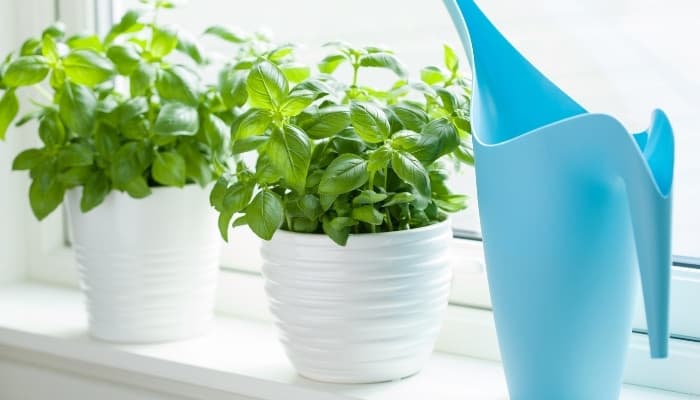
[0,2,262,220]
[213,43,473,245]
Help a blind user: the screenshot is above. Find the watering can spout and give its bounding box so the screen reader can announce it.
[627,109,674,358]
[443,0,585,144]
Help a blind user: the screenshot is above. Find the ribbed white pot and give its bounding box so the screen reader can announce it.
[65,185,221,343]
[261,220,453,383]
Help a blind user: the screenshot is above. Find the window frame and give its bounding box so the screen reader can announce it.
[4,0,699,396]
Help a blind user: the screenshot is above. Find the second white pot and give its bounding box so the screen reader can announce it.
[65,184,221,343]
[261,220,453,383]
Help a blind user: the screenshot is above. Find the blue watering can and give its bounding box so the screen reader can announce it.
[443,0,674,398]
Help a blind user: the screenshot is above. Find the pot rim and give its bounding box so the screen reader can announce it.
[68,182,206,195]
[270,218,452,242]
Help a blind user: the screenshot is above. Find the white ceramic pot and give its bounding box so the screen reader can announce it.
[65,185,221,343]
[261,220,453,383]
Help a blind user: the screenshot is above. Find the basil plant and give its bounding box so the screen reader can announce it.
[211,43,474,246]
[0,0,263,220]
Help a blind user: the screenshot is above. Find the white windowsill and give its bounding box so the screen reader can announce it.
[0,282,696,400]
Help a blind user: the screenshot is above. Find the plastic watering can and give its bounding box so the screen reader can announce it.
[443,0,674,398]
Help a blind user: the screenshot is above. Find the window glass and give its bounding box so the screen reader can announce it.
[115,0,699,259]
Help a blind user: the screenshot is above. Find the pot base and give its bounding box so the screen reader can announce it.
[297,367,423,385]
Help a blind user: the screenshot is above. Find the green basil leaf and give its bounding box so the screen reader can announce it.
[14,109,47,127]
[317,53,347,74]
[368,145,392,173]
[390,103,429,132]
[254,153,280,185]
[291,79,333,98]
[0,89,19,139]
[210,177,228,210]
[318,154,369,195]
[106,10,144,44]
[383,192,414,207]
[455,139,475,166]
[280,63,310,83]
[435,194,468,213]
[48,69,65,89]
[222,181,254,214]
[232,214,248,227]
[203,113,227,151]
[232,135,269,154]
[331,133,366,155]
[41,35,59,64]
[66,34,103,51]
[151,25,178,59]
[63,49,115,86]
[3,56,50,86]
[391,130,436,162]
[42,21,65,39]
[391,150,430,209]
[264,44,292,61]
[19,38,41,56]
[117,96,149,120]
[218,209,235,242]
[352,205,384,225]
[302,105,350,139]
[297,194,322,220]
[12,148,44,170]
[57,143,93,168]
[107,43,142,75]
[392,118,458,164]
[436,87,466,114]
[124,176,151,198]
[178,141,212,186]
[95,125,120,159]
[218,69,247,108]
[350,102,389,143]
[203,25,247,43]
[38,110,66,145]
[288,217,318,233]
[175,31,204,64]
[152,151,186,187]
[352,190,388,206]
[358,52,407,77]
[59,81,97,135]
[279,93,315,117]
[130,62,156,97]
[156,65,200,106]
[58,166,91,188]
[421,117,459,154]
[110,141,151,186]
[246,61,288,111]
[29,173,65,220]
[154,102,199,136]
[454,116,471,134]
[80,171,111,212]
[444,44,459,73]
[420,65,446,85]
[320,193,337,211]
[267,125,311,193]
[321,216,356,246]
[233,108,272,139]
[245,190,283,240]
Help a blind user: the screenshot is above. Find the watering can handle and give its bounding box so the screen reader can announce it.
[627,109,674,358]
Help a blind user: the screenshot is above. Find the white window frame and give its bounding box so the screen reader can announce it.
[3,0,699,396]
